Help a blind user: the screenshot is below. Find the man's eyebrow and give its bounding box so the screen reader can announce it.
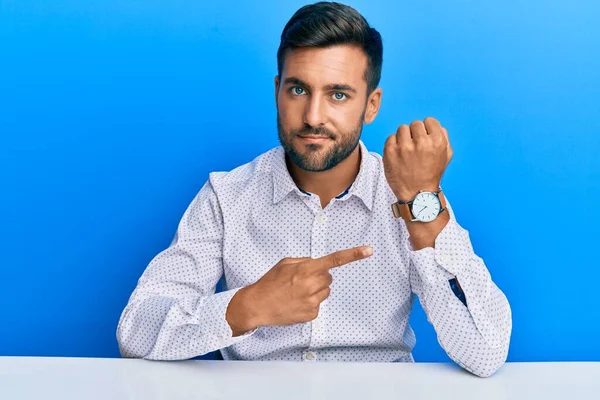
[283,77,311,88]
[324,83,357,93]
[283,77,357,93]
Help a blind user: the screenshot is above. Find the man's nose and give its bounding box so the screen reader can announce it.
[303,95,327,128]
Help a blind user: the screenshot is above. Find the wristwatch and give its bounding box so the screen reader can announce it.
[391,187,447,222]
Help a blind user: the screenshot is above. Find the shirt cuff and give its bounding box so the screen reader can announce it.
[199,287,259,351]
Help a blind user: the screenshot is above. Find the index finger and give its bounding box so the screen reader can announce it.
[310,246,373,271]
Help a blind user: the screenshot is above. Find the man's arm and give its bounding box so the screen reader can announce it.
[405,196,512,378]
[116,180,256,360]
[382,117,512,377]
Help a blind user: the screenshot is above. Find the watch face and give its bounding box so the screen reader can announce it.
[411,192,441,222]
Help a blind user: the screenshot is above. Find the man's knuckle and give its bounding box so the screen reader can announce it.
[311,277,324,291]
[332,253,343,267]
[403,144,414,153]
[291,274,302,286]
[297,262,310,273]
[415,139,428,150]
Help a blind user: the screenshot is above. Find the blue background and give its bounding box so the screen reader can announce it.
[1,0,598,362]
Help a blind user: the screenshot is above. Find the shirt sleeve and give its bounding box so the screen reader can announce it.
[116,179,257,360]
[406,196,512,378]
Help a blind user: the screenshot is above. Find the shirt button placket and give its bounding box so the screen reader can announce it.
[311,211,327,258]
[308,210,328,355]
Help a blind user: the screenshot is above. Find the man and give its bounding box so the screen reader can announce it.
[117,1,512,378]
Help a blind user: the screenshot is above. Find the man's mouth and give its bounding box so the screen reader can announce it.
[298,135,331,143]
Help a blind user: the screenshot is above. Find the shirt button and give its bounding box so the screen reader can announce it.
[304,351,316,361]
[312,319,321,330]
[439,253,451,263]
[317,214,326,223]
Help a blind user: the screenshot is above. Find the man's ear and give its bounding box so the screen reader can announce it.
[274,75,280,107]
[364,88,382,124]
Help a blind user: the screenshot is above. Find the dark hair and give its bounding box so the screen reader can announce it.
[277,2,383,94]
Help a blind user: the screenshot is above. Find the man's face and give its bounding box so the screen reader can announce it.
[276,45,371,172]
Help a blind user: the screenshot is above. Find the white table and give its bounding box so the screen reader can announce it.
[0,357,598,399]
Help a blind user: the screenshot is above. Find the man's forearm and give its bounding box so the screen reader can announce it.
[405,200,511,377]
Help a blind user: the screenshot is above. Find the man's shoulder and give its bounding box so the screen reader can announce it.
[366,147,383,166]
[207,145,282,193]
[361,143,385,179]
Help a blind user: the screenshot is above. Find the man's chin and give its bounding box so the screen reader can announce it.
[287,151,330,172]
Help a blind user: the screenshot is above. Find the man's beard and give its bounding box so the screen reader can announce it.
[277,112,364,172]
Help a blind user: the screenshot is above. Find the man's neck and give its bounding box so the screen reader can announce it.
[286,144,362,209]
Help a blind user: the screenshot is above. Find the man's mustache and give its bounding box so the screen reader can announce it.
[294,125,336,139]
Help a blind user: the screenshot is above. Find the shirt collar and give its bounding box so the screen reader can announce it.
[272,140,375,211]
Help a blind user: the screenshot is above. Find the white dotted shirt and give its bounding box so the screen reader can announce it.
[117,140,512,377]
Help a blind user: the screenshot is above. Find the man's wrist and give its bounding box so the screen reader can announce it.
[405,211,450,250]
[395,185,441,203]
[226,285,263,336]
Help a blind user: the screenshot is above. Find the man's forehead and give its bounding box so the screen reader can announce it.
[282,45,368,89]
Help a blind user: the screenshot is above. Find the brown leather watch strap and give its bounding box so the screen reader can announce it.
[391,202,412,220]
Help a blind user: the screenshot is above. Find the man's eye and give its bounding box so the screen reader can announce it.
[291,87,306,95]
[332,92,347,101]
